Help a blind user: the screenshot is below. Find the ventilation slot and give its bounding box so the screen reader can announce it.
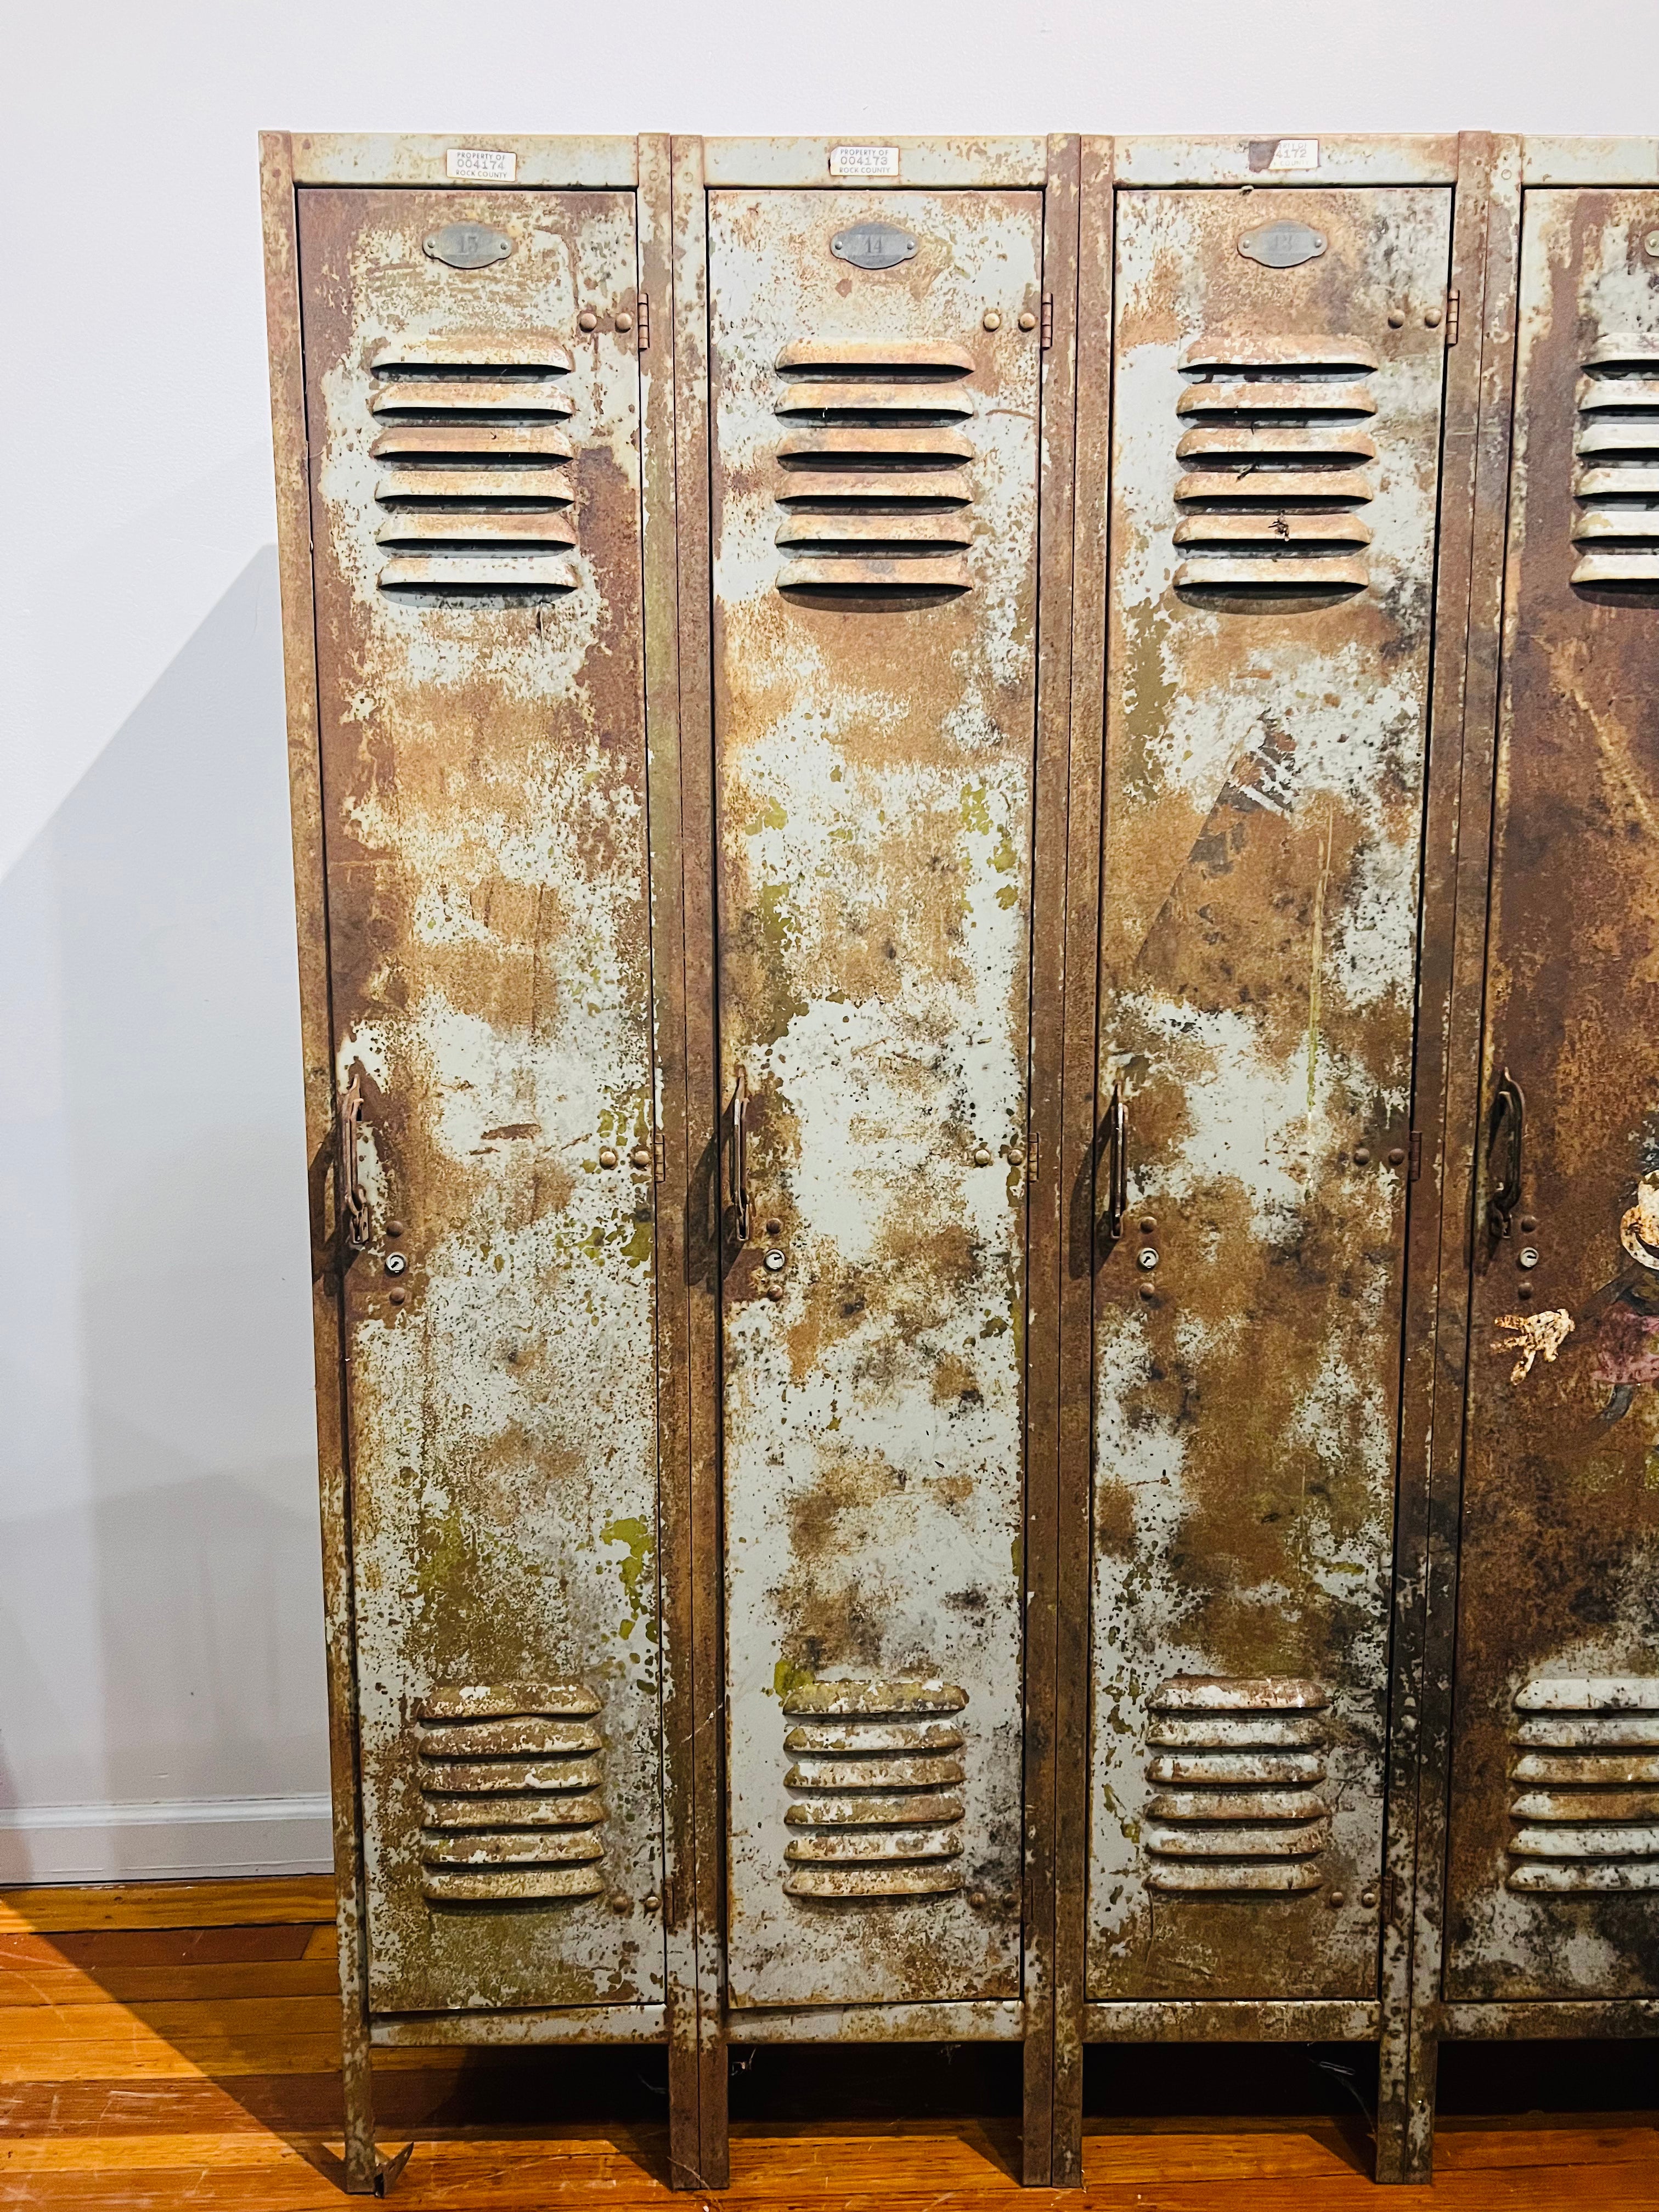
[780,1679,967,1899]
[1172,335,1378,595]
[369,337,578,594]
[1143,1677,1331,1894]
[1506,1677,1659,1894]
[1571,336,1659,586]
[771,341,977,602]
[416,1683,605,1904]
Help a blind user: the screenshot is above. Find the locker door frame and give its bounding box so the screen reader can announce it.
[669,132,1080,2191]
[1408,134,1659,2187]
[1058,132,1503,2192]
[258,130,701,2196]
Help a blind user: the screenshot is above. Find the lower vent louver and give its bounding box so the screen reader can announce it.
[416,1683,606,1904]
[1506,1676,1659,1893]
[1143,1676,1331,1894]
[781,1678,967,1899]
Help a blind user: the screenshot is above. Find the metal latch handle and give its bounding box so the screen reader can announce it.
[730,1067,751,1244]
[1102,1082,1128,1248]
[1485,1066,1525,1243]
[338,1068,373,1259]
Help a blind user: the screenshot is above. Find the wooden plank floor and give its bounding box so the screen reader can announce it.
[0,1878,1652,2206]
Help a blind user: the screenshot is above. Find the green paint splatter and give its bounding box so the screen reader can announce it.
[601,1515,654,1626]
[746,795,787,834]
[772,1657,816,1704]
[960,781,992,838]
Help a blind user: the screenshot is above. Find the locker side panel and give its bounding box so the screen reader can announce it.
[707,188,1044,2010]
[1446,187,1659,2002]
[297,187,664,2013]
[1090,186,1453,2001]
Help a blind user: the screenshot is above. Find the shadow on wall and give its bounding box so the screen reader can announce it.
[0,546,331,1878]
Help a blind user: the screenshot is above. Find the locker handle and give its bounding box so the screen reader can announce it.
[1485,1067,1525,1243]
[1102,1082,1128,1248]
[730,1067,752,1244]
[338,1069,373,1259]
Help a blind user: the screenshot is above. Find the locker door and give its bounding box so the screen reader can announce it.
[1090,188,1453,2000]
[1446,190,1659,2001]
[298,189,663,2012]
[707,189,1044,2008]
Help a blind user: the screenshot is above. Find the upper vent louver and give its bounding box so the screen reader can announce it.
[1506,1677,1659,1893]
[771,341,977,601]
[1571,335,1659,586]
[780,1678,968,1899]
[1172,335,1379,594]
[416,1682,606,1904]
[1143,1677,1332,1894]
[369,337,578,594]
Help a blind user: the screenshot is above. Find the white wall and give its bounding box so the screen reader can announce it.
[4,0,1656,1882]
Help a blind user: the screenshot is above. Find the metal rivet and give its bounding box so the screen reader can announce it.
[982,311,1002,332]
[1518,1246,1540,1269]
[644,1893,661,1912]
[1018,310,1038,331]
[766,1282,786,1302]
[1139,1283,1157,1303]
[1517,1283,1533,1301]
[384,1252,407,1276]
[615,311,633,332]
[630,1146,651,1168]
[1353,1146,1372,1166]
[1361,1888,1378,1908]
[1137,1247,1159,1272]
[1387,309,1406,328]
[389,1289,406,1306]
[763,1249,787,1273]
[968,1887,988,1908]
[578,310,599,331]
[386,1221,404,1238]
[1007,1147,1025,1166]
[1387,1146,1406,1166]
[1646,231,1659,258]
[598,1147,618,1167]
[1425,307,1443,328]
[766,1218,782,1237]
[974,1145,994,1165]
[1329,1890,1346,1908]
[1519,1215,1537,1233]
[1139,1217,1157,1234]
[608,1891,629,1913]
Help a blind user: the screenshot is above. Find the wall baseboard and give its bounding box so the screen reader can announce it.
[0,1795,333,1884]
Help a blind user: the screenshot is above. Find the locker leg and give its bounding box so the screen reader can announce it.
[340,2007,409,2195]
[1051,2016,1085,2188]
[1020,2032,1052,2186]
[699,2024,730,2192]
[668,2018,725,2190]
[1374,2011,1436,2185]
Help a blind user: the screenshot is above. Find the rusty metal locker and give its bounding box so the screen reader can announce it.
[670,136,1079,2185]
[1058,136,1498,2187]
[1408,140,1659,2167]
[259,133,706,2194]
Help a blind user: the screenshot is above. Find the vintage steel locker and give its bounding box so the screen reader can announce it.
[1057,139,1497,2185]
[259,134,707,2194]
[671,136,1079,2182]
[1415,142,1659,2141]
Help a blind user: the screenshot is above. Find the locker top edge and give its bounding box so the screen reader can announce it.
[1522,136,1659,184]
[696,137,1050,187]
[1111,134,1458,185]
[279,133,647,189]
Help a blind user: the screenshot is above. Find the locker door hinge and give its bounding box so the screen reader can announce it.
[636,291,650,351]
[1409,1129,1423,1182]
[1029,1130,1040,1183]
[1446,290,1459,347]
[1383,1870,1401,1925]
[654,1132,665,1183]
[1040,294,1054,349]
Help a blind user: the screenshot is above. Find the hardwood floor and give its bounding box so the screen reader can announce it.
[0,1878,1652,2206]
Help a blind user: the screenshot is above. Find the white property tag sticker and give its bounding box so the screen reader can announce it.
[830,145,900,179]
[1267,138,1320,172]
[446,147,517,183]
